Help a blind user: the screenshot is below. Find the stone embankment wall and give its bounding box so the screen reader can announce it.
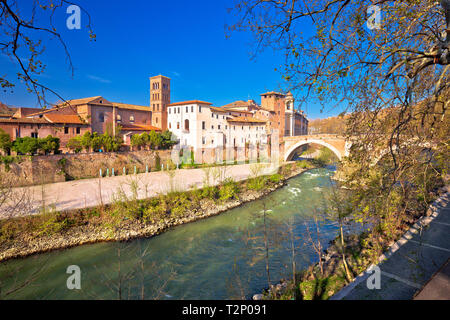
[0,150,172,187]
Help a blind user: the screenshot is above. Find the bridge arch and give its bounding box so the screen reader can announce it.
[284,139,343,161]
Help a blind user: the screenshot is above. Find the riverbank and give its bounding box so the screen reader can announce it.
[256,183,450,300]
[0,161,318,262]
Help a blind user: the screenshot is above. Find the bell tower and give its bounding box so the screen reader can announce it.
[150,75,170,130]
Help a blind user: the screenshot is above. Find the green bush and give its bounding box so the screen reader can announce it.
[36,212,70,237]
[201,185,219,200]
[269,173,283,183]
[0,129,12,154]
[143,199,166,223]
[66,136,83,153]
[296,160,313,169]
[168,192,191,217]
[219,178,240,201]
[11,135,60,155]
[247,176,267,191]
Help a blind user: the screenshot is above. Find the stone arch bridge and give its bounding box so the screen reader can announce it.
[283,134,351,161]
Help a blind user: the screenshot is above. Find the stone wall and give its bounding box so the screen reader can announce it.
[0,150,173,187]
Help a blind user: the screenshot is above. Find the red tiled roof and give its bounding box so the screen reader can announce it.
[120,124,162,132]
[168,100,212,107]
[0,118,49,124]
[209,106,228,113]
[227,116,267,124]
[44,114,86,124]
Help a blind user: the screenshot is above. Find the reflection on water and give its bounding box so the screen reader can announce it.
[1,168,342,300]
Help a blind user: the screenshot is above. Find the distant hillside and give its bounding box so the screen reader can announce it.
[308,114,347,135]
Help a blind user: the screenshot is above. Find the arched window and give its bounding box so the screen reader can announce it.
[116,114,122,122]
[184,119,190,132]
[99,112,104,123]
[130,115,135,123]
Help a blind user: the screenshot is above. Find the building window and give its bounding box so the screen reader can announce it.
[178,107,180,113]
[117,114,122,122]
[218,125,221,130]
[202,121,206,130]
[199,106,202,113]
[169,108,171,114]
[76,127,81,134]
[156,117,158,124]
[64,127,69,134]
[177,122,180,129]
[99,112,104,123]
[211,125,214,130]
[211,113,214,118]
[184,119,190,132]
[130,115,135,123]
[31,132,38,138]
[186,106,188,113]
[202,137,206,144]
[191,106,194,113]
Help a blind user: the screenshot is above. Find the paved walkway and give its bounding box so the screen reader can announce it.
[2,163,279,218]
[331,189,450,300]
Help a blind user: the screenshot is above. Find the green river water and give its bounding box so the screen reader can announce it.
[0,167,342,300]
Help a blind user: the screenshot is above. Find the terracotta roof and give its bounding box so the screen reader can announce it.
[209,106,228,113]
[112,102,151,112]
[26,105,73,117]
[0,102,16,116]
[60,96,105,106]
[227,109,254,114]
[168,100,212,107]
[227,117,267,124]
[260,91,285,96]
[43,114,86,124]
[120,124,161,132]
[0,118,49,124]
[221,100,259,109]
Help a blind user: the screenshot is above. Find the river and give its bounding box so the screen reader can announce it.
[0,166,341,300]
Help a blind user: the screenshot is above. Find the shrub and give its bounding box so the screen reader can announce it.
[143,198,167,223]
[297,160,312,169]
[201,185,219,200]
[40,135,60,154]
[66,136,83,153]
[247,176,267,191]
[35,212,70,237]
[12,137,40,155]
[168,192,191,217]
[219,178,240,201]
[269,173,283,183]
[0,129,12,154]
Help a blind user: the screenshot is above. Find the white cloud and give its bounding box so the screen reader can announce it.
[87,74,111,84]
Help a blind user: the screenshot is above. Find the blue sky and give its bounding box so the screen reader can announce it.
[0,0,336,119]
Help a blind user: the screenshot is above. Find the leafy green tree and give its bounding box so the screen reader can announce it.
[90,132,102,152]
[131,133,145,150]
[39,135,60,155]
[81,132,92,152]
[66,136,83,153]
[148,130,162,149]
[12,137,39,155]
[160,130,177,149]
[0,129,12,155]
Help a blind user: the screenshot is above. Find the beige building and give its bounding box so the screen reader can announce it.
[167,100,268,163]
